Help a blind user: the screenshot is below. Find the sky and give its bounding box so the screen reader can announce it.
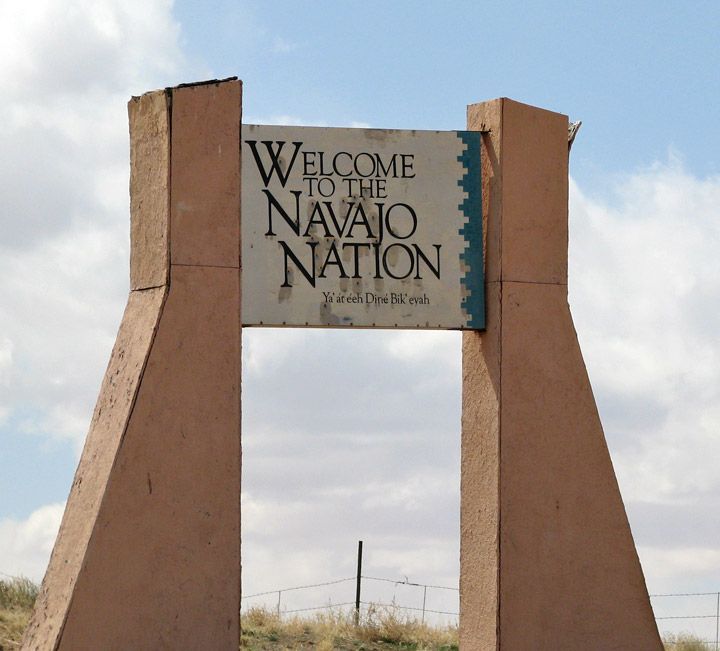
[1,0,720,637]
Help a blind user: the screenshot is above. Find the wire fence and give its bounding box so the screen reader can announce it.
[650,591,720,649]
[241,575,460,624]
[242,577,357,616]
[241,575,720,647]
[3,568,719,645]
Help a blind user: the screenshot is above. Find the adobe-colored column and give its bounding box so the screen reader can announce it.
[22,79,242,650]
[460,99,662,650]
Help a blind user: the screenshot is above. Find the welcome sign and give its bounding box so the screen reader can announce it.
[241,125,484,330]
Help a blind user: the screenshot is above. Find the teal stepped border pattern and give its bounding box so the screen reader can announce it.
[456,131,485,330]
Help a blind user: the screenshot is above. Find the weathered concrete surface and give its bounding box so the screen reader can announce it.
[170,82,241,269]
[460,281,500,649]
[21,287,166,650]
[130,90,170,290]
[58,264,240,649]
[460,98,662,650]
[22,79,242,650]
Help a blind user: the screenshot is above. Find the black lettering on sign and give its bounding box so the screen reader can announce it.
[246,140,303,187]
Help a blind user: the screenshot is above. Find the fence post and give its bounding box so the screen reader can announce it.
[715,591,719,651]
[355,540,363,625]
[277,590,281,617]
[422,585,427,624]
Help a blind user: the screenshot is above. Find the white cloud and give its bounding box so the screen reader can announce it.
[0,0,190,583]
[0,0,188,448]
[0,338,12,386]
[242,328,311,376]
[0,0,181,102]
[240,472,460,617]
[639,546,720,584]
[0,503,65,582]
[383,330,459,368]
[0,224,129,444]
[569,163,720,508]
[238,160,720,605]
[0,0,185,250]
[1,0,718,609]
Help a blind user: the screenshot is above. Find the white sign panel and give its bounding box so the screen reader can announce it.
[241,125,484,330]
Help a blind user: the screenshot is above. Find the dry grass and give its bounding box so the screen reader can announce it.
[359,603,458,648]
[239,608,717,650]
[240,605,458,650]
[0,577,38,650]
[662,632,714,651]
[1,578,712,650]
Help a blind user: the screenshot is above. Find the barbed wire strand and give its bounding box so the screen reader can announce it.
[361,575,459,591]
[242,576,355,600]
[651,591,720,597]
[360,601,458,617]
[241,601,460,617]
[281,602,357,614]
[655,615,717,620]
[5,568,720,633]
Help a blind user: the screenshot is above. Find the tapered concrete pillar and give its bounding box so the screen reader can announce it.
[22,79,242,650]
[459,99,662,649]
